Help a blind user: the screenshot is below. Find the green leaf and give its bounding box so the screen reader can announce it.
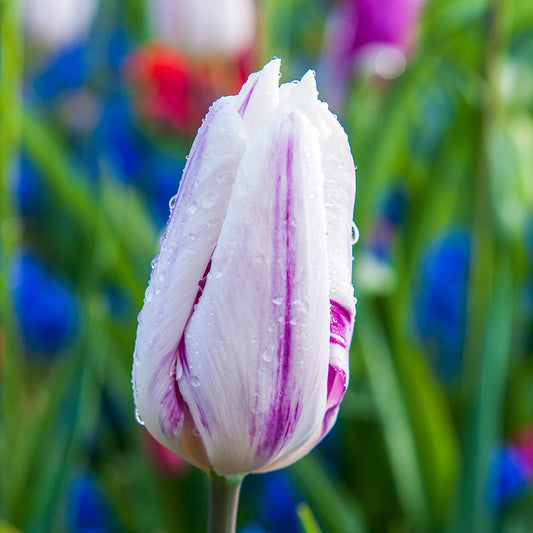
[289,454,367,533]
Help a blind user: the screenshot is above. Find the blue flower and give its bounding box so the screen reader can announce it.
[258,472,301,533]
[485,445,531,511]
[10,252,79,356]
[14,155,47,217]
[32,42,88,102]
[146,151,185,226]
[91,90,147,183]
[239,525,268,533]
[67,473,112,533]
[413,230,470,379]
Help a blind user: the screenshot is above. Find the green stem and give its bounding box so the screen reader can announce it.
[207,473,244,533]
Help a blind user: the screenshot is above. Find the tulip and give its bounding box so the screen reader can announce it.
[321,0,426,108]
[22,0,99,50]
[148,0,256,57]
[132,58,356,483]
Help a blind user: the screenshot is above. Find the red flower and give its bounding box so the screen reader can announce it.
[125,43,256,135]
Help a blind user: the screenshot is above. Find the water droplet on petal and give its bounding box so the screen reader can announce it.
[192,427,201,437]
[201,194,217,209]
[169,194,178,211]
[351,222,359,245]
[135,408,145,426]
[272,296,283,305]
[144,286,154,303]
[191,376,200,388]
[262,347,274,362]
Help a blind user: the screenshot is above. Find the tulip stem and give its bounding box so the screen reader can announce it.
[207,472,244,533]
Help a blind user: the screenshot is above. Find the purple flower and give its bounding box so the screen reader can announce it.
[132,59,357,476]
[321,0,426,106]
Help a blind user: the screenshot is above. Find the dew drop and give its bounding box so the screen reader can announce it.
[262,347,274,362]
[135,408,145,426]
[351,222,359,245]
[191,376,200,388]
[186,203,198,215]
[169,194,178,211]
[201,194,217,209]
[192,427,201,437]
[236,180,249,196]
[272,296,283,305]
[144,286,154,303]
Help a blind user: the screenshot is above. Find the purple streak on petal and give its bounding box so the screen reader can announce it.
[255,124,303,460]
[321,364,347,437]
[177,335,190,375]
[329,300,352,349]
[195,260,212,306]
[177,333,211,436]
[155,349,184,437]
[238,77,259,116]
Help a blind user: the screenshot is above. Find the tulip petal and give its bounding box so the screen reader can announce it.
[179,111,330,476]
[276,69,356,409]
[230,58,281,136]
[132,97,248,465]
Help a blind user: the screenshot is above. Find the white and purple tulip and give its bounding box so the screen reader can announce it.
[132,59,357,476]
[23,0,99,49]
[148,0,256,57]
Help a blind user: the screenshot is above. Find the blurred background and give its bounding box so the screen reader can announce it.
[1,0,533,531]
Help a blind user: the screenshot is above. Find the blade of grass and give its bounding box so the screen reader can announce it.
[356,299,432,532]
[289,454,368,533]
[297,503,323,533]
[0,0,24,520]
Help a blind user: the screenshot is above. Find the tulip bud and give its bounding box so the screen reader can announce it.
[133,59,357,476]
[148,0,256,57]
[22,0,99,50]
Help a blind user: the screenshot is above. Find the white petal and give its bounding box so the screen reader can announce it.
[150,0,256,56]
[23,0,99,47]
[179,111,330,475]
[132,98,247,465]
[228,58,281,137]
[278,70,356,377]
